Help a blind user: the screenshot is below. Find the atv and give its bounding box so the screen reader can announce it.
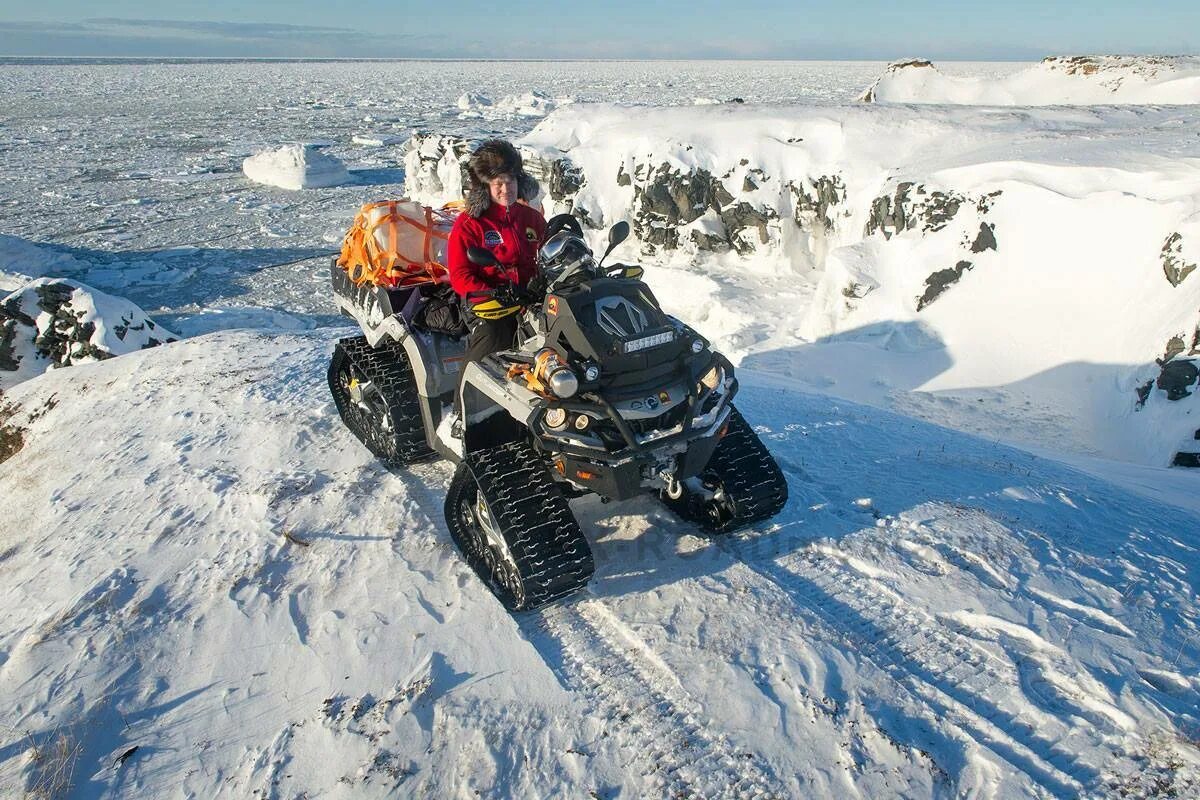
[328,215,788,610]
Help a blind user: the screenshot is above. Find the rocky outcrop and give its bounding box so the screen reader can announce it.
[629,163,735,250]
[1161,232,1196,287]
[917,261,973,311]
[1,279,177,390]
[865,184,999,240]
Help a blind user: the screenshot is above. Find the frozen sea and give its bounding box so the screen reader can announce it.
[0,59,1025,333]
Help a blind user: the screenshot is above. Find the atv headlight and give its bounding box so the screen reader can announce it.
[548,369,579,398]
[691,339,704,354]
[583,363,601,383]
[544,407,568,430]
[700,364,722,391]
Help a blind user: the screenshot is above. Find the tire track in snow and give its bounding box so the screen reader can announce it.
[520,597,785,799]
[719,536,1107,798]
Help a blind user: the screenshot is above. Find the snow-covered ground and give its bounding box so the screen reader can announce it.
[2,329,1198,798]
[1,58,1198,798]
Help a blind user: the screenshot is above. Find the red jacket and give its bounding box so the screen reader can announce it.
[447,201,546,302]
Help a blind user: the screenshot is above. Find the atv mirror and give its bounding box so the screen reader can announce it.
[608,221,630,248]
[597,221,630,268]
[467,246,498,267]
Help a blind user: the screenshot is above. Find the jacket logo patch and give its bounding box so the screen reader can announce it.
[483,230,503,247]
[547,297,558,316]
[525,227,538,242]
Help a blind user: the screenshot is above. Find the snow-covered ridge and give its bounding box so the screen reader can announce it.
[404,103,1200,466]
[1,328,1197,797]
[859,55,1200,105]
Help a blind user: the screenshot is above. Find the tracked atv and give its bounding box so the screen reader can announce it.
[329,215,788,611]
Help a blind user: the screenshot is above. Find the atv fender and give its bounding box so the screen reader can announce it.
[459,357,542,454]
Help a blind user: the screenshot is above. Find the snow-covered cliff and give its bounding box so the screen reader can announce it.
[859,56,1200,105]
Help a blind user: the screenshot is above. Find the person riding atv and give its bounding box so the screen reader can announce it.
[447,139,545,410]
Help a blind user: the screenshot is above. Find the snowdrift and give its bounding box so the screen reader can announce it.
[401,104,1200,467]
[859,56,1200,105]
[1,328,1197,798]
[1,278,177,390]
[242,143,352,190]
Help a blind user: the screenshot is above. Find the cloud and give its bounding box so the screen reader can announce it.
[0,18,447,58]
[84,18,356,41]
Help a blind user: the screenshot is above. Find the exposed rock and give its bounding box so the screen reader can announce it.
[791,175,846,232]
[842,282,873,299]
[1163,335,1187,363]
[742,175,758,192]
[616,164,631,187]
[0,391,22,465]
[921,191,963,232]
[719,203,775,254]
[1173,451,1200,468]
[1161,233,1196,287]
[970,222,997,253]
[630,163,735,250]
[0,279,177,389]
[689,228,730,253]
[866,183,973,239]
[865,182,917,239]
[1174,428,1200,467]
[1135,379,1154,409]
[917,260,973,311]
[1156,359,1199,401]
[544,158,584,202]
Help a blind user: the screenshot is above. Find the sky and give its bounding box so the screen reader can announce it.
[0,1,1197,60]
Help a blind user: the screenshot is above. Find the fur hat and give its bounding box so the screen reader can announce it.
[465,139,540,218]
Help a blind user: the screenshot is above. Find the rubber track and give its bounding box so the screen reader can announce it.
[671,406,789,533]
[328,335,432,466]
[522,600,784,799]
[445,440,594,610]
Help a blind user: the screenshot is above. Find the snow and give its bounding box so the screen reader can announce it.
[1,58,1199,799]
[1,328,1197,798]
[242,143,352,190]
[861,56,1200,105]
